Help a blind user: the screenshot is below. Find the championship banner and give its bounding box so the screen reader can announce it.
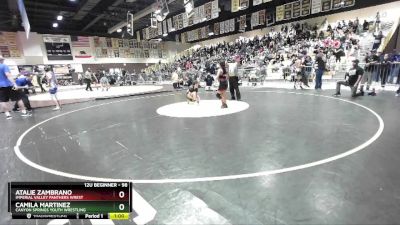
[201,27,206,39]
[0,32,21,58]
[253,0,262,6]
[276,5,285,22]
[188,15,194,26]
[332,0,342,9]
[220,20,225,34]
[197,28,202,40]
[229,18,235,32]
[311,0,322,14]
[163,20,167,34]
[173,16,178,31]
[292,1,301,18]
[240,0,249,9]
[205,2,212,20]
[231,0,240,12]
[145,27,150,40]
[136,31,141,41]
[43,35,73,60]
[71,36,92,59]
[239,15,246,32]
[321,0,332,12]
[263,0,272,2]
[224,20,230,33]
[283,3,293,20]
[212,0,219,19]
[157,22,163,36]
[214,22,220,35]
[199,5,205,22]
[183,13,189,28]
[301,0,311,16]
[177,14,183,30]
[267,11,275,25]
[193,7,200,24]
[259,10,266,25]
[167,18,173,32]
[343,0,355,7]
[251,12,259,29]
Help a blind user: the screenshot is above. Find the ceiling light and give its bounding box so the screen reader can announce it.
[163,33,167,37]
[127,28,131,32]
[208,32,214,36]
[57,15,63,21]
[69,0,76,2]
[127,24,131,28]
[52,22,58,28]
[117,28,122,33]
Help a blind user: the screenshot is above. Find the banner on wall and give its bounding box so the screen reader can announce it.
[283,3,292,20]
[157,22,163,36]
[253,0,262,6]
[71,36,92,59]
[251,12,259,29]
[240,0,249,9]
[199,5,205,22]
[267,11,275,25]
[231,0,240,12]
[276,5,285,22]
[292,1,301,18]
[220,20,225,34]
[167,18,173,32]
[173,16,178,31]
[225,20,230,33]
[163,20,167,34]
[301,0,311,16]
[136,31,141,42]
[311,0,322,14]
[229,18,235,32]
[343,0,355,7]
[214,22,220,35]
[212,0,219,19]
[321,0,332,12]
[259,10,266,26]
[183,13,189,28]
[177,14,183,30]
[239,15,246,32]
[205,2,212,20]
[0,32,21,58]
[43,35,73,60]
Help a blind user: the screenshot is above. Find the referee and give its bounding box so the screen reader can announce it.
[0,56,31,119]
[229,56,241,101]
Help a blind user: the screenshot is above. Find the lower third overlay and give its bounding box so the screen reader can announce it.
[8,182,135,220]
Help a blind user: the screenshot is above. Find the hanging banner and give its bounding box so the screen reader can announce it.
[229,18,235,32]
[177,14,184,30]
[301,0,311,16]
[197,29,202,40]
[136,31,141,41]
[258,10,265,26]
[71,36,92,59]
[193,7,200,24]
[239,15,246,32]
[240,0,249,9]
[311,0,322,14]
[205,2,212,20]
[251,12,259,29]
[276,5,285,22]
[292,1,301,18]
[332,0,342,9]
[253,0,262,6]
[146,28,150,40]
[188,15,194,26]
[343,0,355,7]
[167,18,173,32]
[183,13,189,28]
[0,32,22,58]
[157,22,163,36]
[214,22,220,35]
[231,0,240,12]
[220,21,225,34]
[284,3,293,20]
[163,20,167,34]
[199,5,205,22]
[224,20,230,33]
[321,0,332,12]
[201,27,207,39]
[212,0,219,19]
[173,16,178,31]
[267,11,275,25]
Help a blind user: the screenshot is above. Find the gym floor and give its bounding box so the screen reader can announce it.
[1,86,400,225]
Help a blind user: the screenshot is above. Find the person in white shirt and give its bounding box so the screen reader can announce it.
[45,67,61,110]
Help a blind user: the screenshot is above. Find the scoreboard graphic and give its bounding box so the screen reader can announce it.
[8,182,133,220]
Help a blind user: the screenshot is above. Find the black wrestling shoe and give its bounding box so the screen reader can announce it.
[333,93,341,97]
[216,93,221,99]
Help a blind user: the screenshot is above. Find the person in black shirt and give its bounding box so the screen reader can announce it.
[334,59,364,97]
[379,54,391,88]
[315,49,326,90]
[186,81,200,104]
[372,31,384,50]
[204,73,214,91]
